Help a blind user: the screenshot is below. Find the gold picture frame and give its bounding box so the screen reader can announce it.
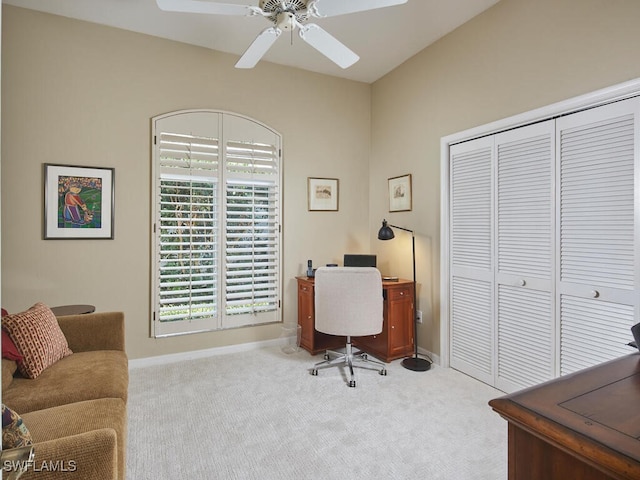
[308,177,339,211]
[388,174,412,212]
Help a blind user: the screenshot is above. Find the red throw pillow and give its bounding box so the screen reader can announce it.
[1,330,23,362]
[2,303,72,379]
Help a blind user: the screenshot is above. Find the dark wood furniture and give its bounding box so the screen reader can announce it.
[296,276,414,362]
[489,353,640,480]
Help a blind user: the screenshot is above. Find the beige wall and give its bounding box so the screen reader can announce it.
[1,6,372,359]
[370,0,640,358]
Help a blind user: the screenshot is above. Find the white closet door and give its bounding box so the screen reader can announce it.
[495,121,555,392]
[449,137,494,385]
[556,98,640,375]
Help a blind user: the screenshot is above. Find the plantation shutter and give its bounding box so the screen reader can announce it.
[153,112,220,336]
[224,133,281,328]
[152,111,282,337]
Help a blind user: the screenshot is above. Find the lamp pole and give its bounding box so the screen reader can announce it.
[378,220,431,372]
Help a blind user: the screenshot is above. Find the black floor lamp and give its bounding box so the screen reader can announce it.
[378,219,431,372]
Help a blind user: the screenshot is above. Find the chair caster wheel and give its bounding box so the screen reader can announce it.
[324,353,330,360]
[311,369,318,376]
[348,380,356,388]
[380,369,387,376]
[362,353,368,360]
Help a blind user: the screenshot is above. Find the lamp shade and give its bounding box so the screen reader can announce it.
[378,219,395,240]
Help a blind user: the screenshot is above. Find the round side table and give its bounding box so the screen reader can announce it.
[50,304,96,316]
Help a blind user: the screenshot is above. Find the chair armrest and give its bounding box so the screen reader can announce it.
[57,312,125,353]
[19,429,118,480]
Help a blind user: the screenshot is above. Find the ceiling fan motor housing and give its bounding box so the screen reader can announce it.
[260,0,310,27]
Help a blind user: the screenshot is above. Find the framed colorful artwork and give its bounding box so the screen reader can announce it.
[308,177,339,211]
[388,174,412,212]
[43,164,115,239]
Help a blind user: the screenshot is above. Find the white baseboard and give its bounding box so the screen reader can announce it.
[128,337,287,370]
[418,347,440,366]
[128,337,442,370]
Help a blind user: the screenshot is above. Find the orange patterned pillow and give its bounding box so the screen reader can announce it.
[1,303,72,379]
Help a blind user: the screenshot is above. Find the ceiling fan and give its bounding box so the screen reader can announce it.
[156,0,408,69]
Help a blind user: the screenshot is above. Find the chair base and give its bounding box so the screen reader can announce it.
[310,336,387,387]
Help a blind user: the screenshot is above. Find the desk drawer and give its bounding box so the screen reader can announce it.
[387,285,412,301]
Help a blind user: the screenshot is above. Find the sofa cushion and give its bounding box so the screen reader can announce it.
[2,403,33,449]
[2,303,72,379]
[2,350,128,414]
[2,359,17,392]
[2,329,23,361]
[25,430,118,480]
[22,398,126,480]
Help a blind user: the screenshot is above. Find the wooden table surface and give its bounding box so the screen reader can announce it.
[490,353,640,480]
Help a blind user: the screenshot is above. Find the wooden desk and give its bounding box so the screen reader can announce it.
[489,354,640,480]
[296,276,414,362]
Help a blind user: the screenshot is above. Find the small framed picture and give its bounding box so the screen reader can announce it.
[388,174,412,212]
[308,177,339,211]
[44,163,115,239]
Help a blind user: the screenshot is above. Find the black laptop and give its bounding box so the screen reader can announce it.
[343,254,377,268]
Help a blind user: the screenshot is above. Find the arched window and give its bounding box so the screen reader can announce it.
[151,110,282,337]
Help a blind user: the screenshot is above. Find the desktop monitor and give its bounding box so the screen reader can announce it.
[343,254,377,268]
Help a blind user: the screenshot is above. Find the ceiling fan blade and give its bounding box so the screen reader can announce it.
[235,27,282,68]
[156,0,252,16]
[299,24,359,69]
[310,0,408,17]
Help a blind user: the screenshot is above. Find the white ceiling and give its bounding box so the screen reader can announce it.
[3,0,500,83]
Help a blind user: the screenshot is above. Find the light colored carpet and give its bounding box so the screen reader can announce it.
[127,346,507,479]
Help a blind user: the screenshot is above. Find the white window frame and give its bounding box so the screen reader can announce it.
[151,110,282,337]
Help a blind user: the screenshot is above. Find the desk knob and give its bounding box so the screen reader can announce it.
[519,279,526,287]
[591,290,600,298]
[400,291,404,296]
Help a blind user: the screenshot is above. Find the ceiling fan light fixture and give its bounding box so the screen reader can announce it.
[276,11,297,31]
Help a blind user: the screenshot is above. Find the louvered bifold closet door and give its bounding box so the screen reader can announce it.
[495,121,555,393]
[449,136,494,385]
[557,98,640,375]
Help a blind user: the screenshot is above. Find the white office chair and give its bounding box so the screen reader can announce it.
[310,267,387,387]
